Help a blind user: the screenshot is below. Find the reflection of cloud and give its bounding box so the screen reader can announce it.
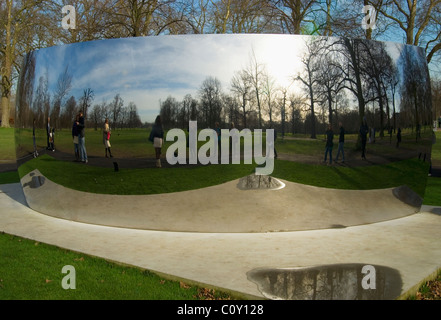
[32,34,407,123]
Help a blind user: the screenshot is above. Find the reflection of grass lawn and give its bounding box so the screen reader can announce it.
[0,128,16,161]
[422,131,441,206]
[17,154,429,197]
[4,127,433,198]
[18,154,257,195]
[272,158,429,197]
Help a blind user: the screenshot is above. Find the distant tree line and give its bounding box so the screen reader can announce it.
[15,55,142,131]
[159,36,432,140]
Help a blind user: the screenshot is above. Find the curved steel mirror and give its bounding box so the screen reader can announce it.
[15,34,433,232]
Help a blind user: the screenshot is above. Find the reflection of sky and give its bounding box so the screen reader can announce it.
[32,34,418,123]
[33,34,306,123]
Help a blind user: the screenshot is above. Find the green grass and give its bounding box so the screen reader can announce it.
[0,232,234,300]
[16,154,429,197]
[18,154,257,195]
[422,131,441,206]
[272,158,429,198]
[0,128,16,161]
[0,171,19,184]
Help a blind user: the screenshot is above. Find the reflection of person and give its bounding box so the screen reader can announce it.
[46,117,51,150]
[335,122,345,163]
[49,128,55,151]
[396,127,402,148]
[149,115,164,168]
[72,115,79,161]
[77,111,88,163]
[33,119,39,158]
[103,118,113,158]
[324,124,334,165]
[359,117,369,160]
[429,131,436,176]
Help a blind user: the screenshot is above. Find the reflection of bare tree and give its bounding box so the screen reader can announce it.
[246,49,266,129]
[315,53,344,126]
[262,70,277,129]
[399,45,432,135]
[288,93,305,134]
[295,38,322,138]
[110,93,123,129]
[16,51,36,128]
[79,88,94,120]
[363,40,396,138]
[51,65,72,129]
[200,76,223,128]
[230,70,252,128]
[60,96,77,129]
[33,72,50,128]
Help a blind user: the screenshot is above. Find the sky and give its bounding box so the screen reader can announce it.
[32,34,417,124]
[33,34,307,123]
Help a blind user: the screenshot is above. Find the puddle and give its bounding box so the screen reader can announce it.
[247,263,402,300]
[237,175,284,190]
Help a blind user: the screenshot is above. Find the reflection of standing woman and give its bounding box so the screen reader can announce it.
[396,128,402,148]
[149,115,164,168]
[103,118,113,158]
[46,117,51,150]
[33,119,39,158]
[359,117,369,160]
[72,115,79,161]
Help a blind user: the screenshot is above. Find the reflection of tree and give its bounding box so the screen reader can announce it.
[288,93,305,134]
[230,70,252,128]
[51,65,73,129]
[295,38,322,139]
[160,96,179,129]
[246,49,266,129]
[399,45,432,135]
[110,93,123,129]
[200,76,223,128]
[79,88,94,120]
[60,96,77,129]
[16,51,36,128]
[315,52,344,126]
[363,40,396,137]
[33,72,50,128]
[262,70,277,129]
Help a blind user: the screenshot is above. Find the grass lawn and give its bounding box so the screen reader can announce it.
[422,130,441,206]
[1,128,440,300]
[0,128,16,161]
[0,232,234,300]
[16,154,429,197]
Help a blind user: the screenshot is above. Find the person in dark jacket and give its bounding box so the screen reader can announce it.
[324,123,334,165]
[149,115,164,168]
[335,122,345,163]
[396,127,402,148]
[359,117,369,160]
[72,114,80,161]
[77,111,88,163]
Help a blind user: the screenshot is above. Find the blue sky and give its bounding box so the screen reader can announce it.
[32,34,414,123]
[33,34,307,123]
